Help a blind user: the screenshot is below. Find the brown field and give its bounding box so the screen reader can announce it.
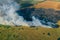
[57,21,60,26]
[34,1,60,10]
[0,25,60,40]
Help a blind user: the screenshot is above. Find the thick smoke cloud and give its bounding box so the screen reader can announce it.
[0,0,59,28]
[16,7,59,28]
[0,0,29,26]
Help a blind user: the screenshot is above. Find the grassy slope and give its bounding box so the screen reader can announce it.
[21,1,60,10]
[34,1,60,10]
[0,26,60,40]
[57,21,60,26]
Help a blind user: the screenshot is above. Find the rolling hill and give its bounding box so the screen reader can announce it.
[0,26,60,40]
[17,1,60,28]
[34,1,60,10]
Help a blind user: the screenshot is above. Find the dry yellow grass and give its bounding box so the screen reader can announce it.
[0,26,60,40]
[34,1,60,10]
[57,21,60,26]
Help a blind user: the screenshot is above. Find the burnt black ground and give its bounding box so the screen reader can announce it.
[16,8,60,28]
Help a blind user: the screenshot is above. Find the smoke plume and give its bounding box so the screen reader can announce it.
[0,0,58,28]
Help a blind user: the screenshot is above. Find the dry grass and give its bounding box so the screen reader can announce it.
[0,26,60,40]
[34,1,60,10]
[57,21,60,26]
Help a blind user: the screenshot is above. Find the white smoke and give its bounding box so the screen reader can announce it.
[32,16,52,28]
[0,0,52,28]
[0,0,29,26]
[24,16,52,28]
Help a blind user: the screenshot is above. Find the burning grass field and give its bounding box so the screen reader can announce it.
[0,25,60,40]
